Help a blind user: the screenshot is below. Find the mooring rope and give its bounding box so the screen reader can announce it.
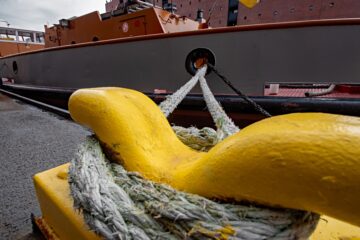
[198,73,239,139]
[172,126,218,151]
[159,67,207,118]
[69,137,320,240]
[69,68,320,239]
[207,63,272,118]
[160,66,238,141]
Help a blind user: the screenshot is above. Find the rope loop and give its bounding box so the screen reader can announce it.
[69,68,320,239]
[69,137,320,240]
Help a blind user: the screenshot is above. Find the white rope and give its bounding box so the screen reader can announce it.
[159,66,239,142]
[159,67,207,117]
[69,67,319,239]
[69,137,320,240]
[198,73,239,139]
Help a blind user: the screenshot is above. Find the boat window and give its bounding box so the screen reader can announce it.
[36,33,45,43]
[18,31,34,43]
[0,28,15,41]
[0,33,15,41]
[92,37,99,42]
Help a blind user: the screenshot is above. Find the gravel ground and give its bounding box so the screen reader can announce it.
[0,94,90,239]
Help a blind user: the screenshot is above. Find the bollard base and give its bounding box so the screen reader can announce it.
[33,164,100,240]
[33,164,360,239]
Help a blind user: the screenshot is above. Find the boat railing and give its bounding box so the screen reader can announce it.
[101,0,169,20]
[0,27,45,45]
[110,0,162,15]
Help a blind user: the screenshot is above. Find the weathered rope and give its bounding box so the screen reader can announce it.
[69,68,319,239]
[159,67,207,117]
[160,66,238,141]
[69,137,320,240]
[198,74,239,139]
[172,126,218,151]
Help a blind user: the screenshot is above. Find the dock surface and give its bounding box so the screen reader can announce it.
[0,93,89,239]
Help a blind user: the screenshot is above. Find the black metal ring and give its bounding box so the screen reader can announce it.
[185,48,216,76]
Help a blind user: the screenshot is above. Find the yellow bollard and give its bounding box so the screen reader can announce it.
[33,164,360,239]
[239,0,260,8]
[69,88,360,226]
[34,164,100,239]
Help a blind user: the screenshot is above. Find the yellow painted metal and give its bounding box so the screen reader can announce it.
[33,164,360,239]
[310,217,360,240]
[69,87,360,226]
[310,216,360,240]
[239,0,260,8]
[34,164,100,240]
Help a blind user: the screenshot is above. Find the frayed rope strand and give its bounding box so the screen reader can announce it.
[69,136,319,240]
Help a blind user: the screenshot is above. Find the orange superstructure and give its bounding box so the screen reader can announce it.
[44,7,205,47]
[0,27,44,57]
[106,0,360,28]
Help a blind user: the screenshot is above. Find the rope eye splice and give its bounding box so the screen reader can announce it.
[68,67,323,239]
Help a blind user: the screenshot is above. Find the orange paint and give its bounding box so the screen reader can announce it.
[44,8,204,47]
[0,27,45,57]
[0,41,43,57]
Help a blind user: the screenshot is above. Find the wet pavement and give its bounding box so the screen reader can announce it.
[0,94,90,239]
